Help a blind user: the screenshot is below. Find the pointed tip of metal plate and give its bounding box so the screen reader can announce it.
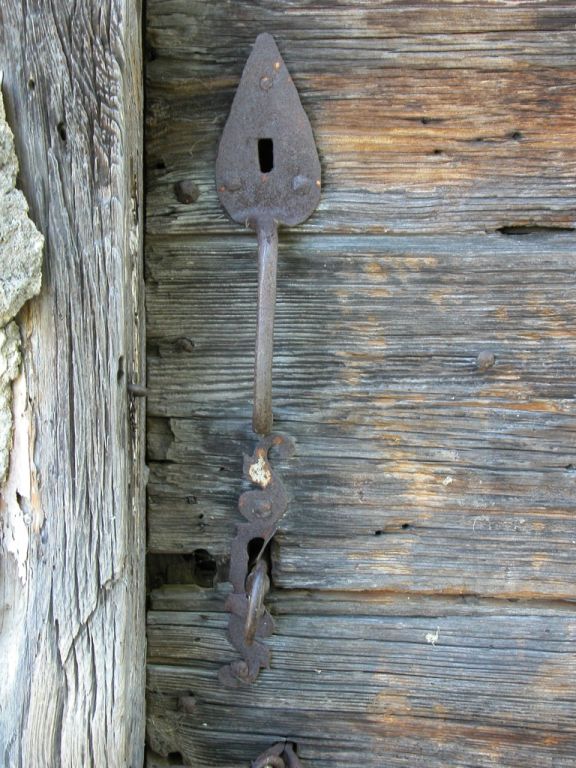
[216,33,321,228]
[253,32,280,57]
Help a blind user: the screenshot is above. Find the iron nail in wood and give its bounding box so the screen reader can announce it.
[216,32,321,435]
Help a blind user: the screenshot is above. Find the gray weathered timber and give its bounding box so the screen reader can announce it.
[146,234,576,598]
[145,2,576,766]
[146,1,576,237]
[146,587,576,768]
[0,2,145,766]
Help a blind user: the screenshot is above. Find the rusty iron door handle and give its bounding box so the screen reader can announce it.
[215,34,321,688]
[216,32,321,435]
[254,222,279,434]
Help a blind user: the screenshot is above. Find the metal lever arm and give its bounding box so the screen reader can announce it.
[253,220,278,435]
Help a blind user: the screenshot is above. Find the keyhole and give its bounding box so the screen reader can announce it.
[258,138,274,173]
[247,537,267,572]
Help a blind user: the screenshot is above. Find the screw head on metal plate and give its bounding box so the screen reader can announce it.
[216,33,321,230]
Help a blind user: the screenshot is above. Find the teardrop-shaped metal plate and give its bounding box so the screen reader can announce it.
[216,33,321,228]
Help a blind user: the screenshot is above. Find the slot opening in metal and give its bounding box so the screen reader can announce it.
[258,138,274,172]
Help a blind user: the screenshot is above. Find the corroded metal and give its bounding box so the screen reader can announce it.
[216,33,321,434]
[217,32,317,690]
[251,741,303,768]
[219,434,294,688]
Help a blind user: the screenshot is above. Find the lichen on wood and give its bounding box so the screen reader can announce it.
[0,0,145,761]
[0,322,21,482]
[0,78,43,484]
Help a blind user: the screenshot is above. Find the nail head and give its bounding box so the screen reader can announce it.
[292,174,311,193]
[174,180,200,204]
[260,75,273,90]
[477,351,495,370]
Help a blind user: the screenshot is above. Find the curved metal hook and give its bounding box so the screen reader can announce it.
[244,557,271,645]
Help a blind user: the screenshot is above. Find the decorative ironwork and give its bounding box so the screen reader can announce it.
[219,434,294,687]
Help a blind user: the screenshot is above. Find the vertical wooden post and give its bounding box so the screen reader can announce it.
[0,2,145,766]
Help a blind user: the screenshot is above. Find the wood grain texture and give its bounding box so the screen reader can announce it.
[0,2,145,766]
[146,586,576,768]
[146,234,576,597]
[146,0,576,236]
[145,2,576,766]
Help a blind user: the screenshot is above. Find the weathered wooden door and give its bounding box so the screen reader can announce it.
[145,3,576,766]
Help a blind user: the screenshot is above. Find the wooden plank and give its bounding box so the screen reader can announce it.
[147,1,576,41]
[146,588,576,768]
[145,233,575,417]
[145,234,576,597]
[148,582,576,617]
[145,1,576,236]
[145,2,576,764]
[0,2,145,765]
